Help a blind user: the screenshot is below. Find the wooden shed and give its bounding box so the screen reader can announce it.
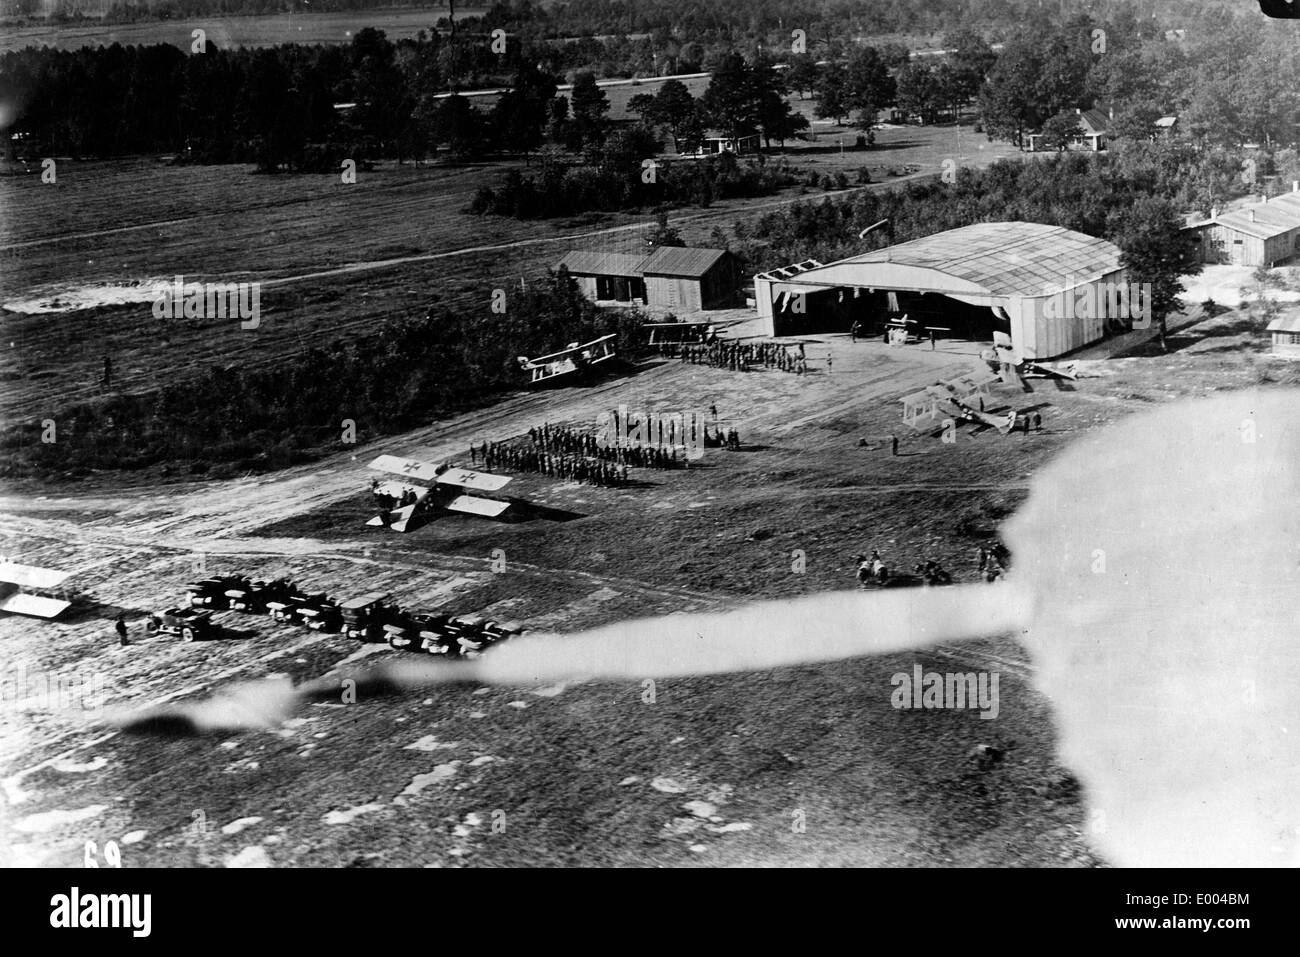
[1266,311,1300,359]
[1191,188,1300,267]
[557,251,648,304]
[638,246,738,311]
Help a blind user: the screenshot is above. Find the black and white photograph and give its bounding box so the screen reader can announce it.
[0,0,1294,909]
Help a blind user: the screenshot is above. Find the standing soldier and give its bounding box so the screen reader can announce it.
[115,614,129,646]
[1032,411,1042,433]
[102,354,113,388]
[891,434,899,456]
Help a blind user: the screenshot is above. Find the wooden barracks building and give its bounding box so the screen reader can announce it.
[558,246,739,312]
[1188,184,1300,268]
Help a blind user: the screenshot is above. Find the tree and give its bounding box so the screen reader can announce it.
[645,211,684,248]
[1183,80,1241,150]
[701,53,760,138]
[947,29,996,100]
[751,59,806,148]
[655,78,700,151]
[895,63,940,125]
[546,94,571,145]
[845,46,896,115]
[1040,111,1082,151]
[814,62,850,125]
[431,93,486,159]
[1110,102,1164,143]
[627,92,659,125]
[786,54,820,99]
[1111,196,1203,351]
[976,37,1046,148]
[490,63,558,158]
[569,69,608,127]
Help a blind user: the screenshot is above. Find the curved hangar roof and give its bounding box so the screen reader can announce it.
[787,222,1123,298]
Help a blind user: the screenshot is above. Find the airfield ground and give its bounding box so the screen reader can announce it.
[2,301,1294,867]
[0,119,1019,423]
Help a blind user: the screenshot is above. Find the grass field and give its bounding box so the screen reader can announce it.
[0,121,1020,426]
[0,7,491,54]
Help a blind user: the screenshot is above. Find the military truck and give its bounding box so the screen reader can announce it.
[225,578,295,615]
[186,576,249,611]
[384,611,451,653]
[157,607,215,641]
[296,596,343,633]
[267,589,332,625]
[481,619,527,645]
[340,593,401,641]
[443,614,492,657]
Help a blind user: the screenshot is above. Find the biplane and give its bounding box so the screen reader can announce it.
[517,334,617,386]
[0,561,73,618]
[901,373,1016,436]
[987,332,1078,387]
[367,454,514,531]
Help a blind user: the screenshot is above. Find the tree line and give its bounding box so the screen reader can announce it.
[1,271,646,481]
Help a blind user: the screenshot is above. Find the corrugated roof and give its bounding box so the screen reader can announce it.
[1077,109,1110,136]
[1212,193,1300,241]
[800,222,1122,297]
[558,250,649,277]
[640,246,729,278]
[1266,312,1300,334]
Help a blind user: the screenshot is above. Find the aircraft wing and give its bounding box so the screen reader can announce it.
[0,562,70,590]
[435,467,512,492]
[445,495,511,518]
[368,454,443,483]
[373,480,429,499]
[0,591,71,618]
[1026,361,1078,381]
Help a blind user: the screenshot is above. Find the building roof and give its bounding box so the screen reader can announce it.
[1266,311,1300,334]
[1077,108,1111,136]
[640,246,730,278]
[702,129,761,141]
[1209,192,1300,241]
[787,222,1123,298]
[558,250,649,277]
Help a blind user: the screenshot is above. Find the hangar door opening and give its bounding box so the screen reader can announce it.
[771,285,1008,343]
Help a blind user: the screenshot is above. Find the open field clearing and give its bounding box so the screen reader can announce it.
[0,123,1019,425]
[2,309,1293,867]
[0,8,492,54]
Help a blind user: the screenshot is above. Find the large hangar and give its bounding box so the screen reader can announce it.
[753,222,1130,360]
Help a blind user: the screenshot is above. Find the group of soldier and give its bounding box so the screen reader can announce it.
[679,339,807,374]
[977,542,1011,582]
[369,480,420,513]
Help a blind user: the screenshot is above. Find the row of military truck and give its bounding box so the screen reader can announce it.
[161,575,525,657]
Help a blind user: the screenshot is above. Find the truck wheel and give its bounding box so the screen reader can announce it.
[182,627,195,641]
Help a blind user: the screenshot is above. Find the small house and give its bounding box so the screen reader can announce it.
[558,246,738,311]
[1266,311,1300,358]
[557,251,649,304]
